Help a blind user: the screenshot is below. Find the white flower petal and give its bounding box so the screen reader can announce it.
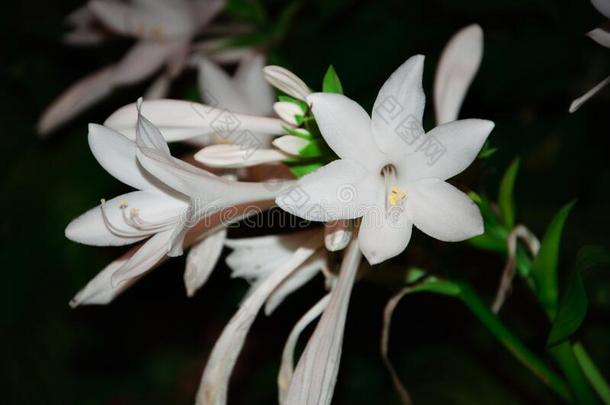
[434,24,483,124]
[307,93,384,171]
[113,41,173,86]
[263,65,312,101]
[195,239,319,405]
[265,252,325,315]
[38,66,115,136]
[272,135,308,155]
[273,102,303,125]
[194,144,289,168]
[406,178,483,242]
[105,99,287,141]
[275,159,375,221]
[197,56,250,113]
[358,186,413,265]
[397,118,494,182]
[588,27,610,48]
[65,191,185,246]
[371,55,426,158]
[88,124,159,191]
[278,294,331,404]
[592,0,610,18]
[285,239,361,405]
[234,53,275,115]
[569,75,610,113]
[184,228,227,297]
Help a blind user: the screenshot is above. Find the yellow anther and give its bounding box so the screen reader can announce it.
[129,208,140,217]
[119,199,129,209]
[388,186,406,206]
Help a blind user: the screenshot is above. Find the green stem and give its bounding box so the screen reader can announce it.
[457,282,572,401]
[572,342,610,404]
[548,342,599,404]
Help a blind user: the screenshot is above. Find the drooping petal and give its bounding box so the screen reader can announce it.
[275,159,375,221]
[278,294,331,404]
[358,184,413,265]
[110,228,175,286]
[69,247,143,307]
[195,239,319,405]
[265,252,326,315]
[113,41,173,86]
[197,56,250,113]
[588,27,610,48]
[194,144,289,168]
[65,190,185,246]
[397,119,494,182]
[263,65,312,101]
[569,75,610,113]
[592,0,610,18]
[307,93,384,171]
[406,178,483,242]
[88,124,160,191]
[371,55,426,158]
[184,228,227,297]
[234,53,275,115]
[105,99,287,141]
[284,239,362,405]
[38,66,115,136]
[272,135,308,155]
[434,24,483,125]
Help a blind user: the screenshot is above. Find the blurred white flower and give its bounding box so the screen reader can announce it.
[569,0,610,112]
[39,0,229,135]
[277,55,493,265]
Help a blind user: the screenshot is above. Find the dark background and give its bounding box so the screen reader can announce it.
[2,0,609,404]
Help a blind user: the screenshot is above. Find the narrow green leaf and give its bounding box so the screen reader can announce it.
[298,140,324,157]
[322,65,344,94]
[530,201,576,319]
[498,157,520,229]
[287,162,323,177]
[573,342,610,404]
[478,142,497,159]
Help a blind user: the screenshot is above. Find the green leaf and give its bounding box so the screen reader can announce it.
[530,201,576,319]
[281,125,314,140]
[322,65,344,94]
[498,157,520,229]
[468,192,508,252]
[287,162,323,177]
[478,142,497,159]
[547,246,610,347]
[409,277,462,296]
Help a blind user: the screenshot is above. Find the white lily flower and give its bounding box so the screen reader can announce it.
[195,232,322,405]
[434,24,483,124]
[276,55,494,264]
[570,0,610,112]
[263,65,312,101]
[38,0,226,136]
[67,100,292,304]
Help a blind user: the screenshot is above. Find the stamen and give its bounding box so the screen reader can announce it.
[100,198,179,238]
[381,165,407,214]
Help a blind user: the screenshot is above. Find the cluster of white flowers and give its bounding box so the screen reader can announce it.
[62,15,493,404]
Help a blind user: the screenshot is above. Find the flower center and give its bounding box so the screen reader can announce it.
[100,198,179,237]
[381,164,407,212]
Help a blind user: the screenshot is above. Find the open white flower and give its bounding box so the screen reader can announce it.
[569,0,610,112]
[276,55,494,264]
[38,0,228,135]
[67,100,291,305]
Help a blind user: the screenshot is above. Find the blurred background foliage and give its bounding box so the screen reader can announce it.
[1,0,610,404]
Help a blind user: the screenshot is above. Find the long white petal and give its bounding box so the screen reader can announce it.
[569,75,610,113]
[307,93,385,171]
[234,53,275,115]
[113,41,173,86]
[406,178,483,242]
[371,55,426,160]
[275,159,375,222]
[434,24,483,125]
[38,66,115,136]
[263,65,312,101]
[278,294,331,404]
[397,119,494,182]
[105,99,288,141]
[197,56,250,113]
[195,238,320,405]
[285,239,362,405]
[194,144,289,168]
[184,228,227,297]
[592,0,610,18]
